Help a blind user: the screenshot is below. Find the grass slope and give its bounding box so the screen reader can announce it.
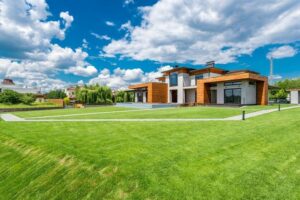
[0,107,299,199]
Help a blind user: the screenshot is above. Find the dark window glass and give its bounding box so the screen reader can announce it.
[224,89,241,104]
[224,81,242,86]
[195,74,204,80]
[249,81,256,85]
[169,73,178,86]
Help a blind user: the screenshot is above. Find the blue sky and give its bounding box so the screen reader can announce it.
[0,0,299,91]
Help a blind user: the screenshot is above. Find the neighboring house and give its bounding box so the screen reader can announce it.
[35,94,46,103]
[65,87,76,99]
[65,87,77,103]
[0,78,41,94]
[129,61,268,105]
[289,89,300,104]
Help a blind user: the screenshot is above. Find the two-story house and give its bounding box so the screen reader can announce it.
[129,61,268,105]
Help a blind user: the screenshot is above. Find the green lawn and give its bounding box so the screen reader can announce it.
[15,106,136,118]
[0,107,299,199]
[15,104,292,120]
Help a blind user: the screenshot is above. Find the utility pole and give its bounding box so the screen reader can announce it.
[269,56,274,85]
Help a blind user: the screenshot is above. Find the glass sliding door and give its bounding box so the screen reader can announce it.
[224,89,241,104]
[210,90,217,104]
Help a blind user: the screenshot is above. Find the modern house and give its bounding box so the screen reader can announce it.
[0,78,41,94]
[289,89,300,104]
[129,61,268,105]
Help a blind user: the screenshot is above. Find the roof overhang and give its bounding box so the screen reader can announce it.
[189,67,227,75]
[198,72,267,84]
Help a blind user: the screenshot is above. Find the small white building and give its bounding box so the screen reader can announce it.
[65,87,76,99]
[289,89,300,104]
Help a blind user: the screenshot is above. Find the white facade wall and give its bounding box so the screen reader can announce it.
[166,71,258,105]
[290,91,299,104]
[244,83,256,104]
[190,73,221,86]
[185,89,196,103]
[177,73,185,104]
[211,80,257,105]
[143,91,147,103]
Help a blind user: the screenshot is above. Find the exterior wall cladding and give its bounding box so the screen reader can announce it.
[129,63,268,105]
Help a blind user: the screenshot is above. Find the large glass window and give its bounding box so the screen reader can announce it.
[224,89,241,104]
[169,73,178,86]
[224,81,242,86]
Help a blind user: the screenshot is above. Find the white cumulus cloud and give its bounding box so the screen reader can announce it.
[0,0,95,90]
[91,32,111,41]
[65,66,98,77]
[103,0,300,64]
[89,65,172,89]
[105,21,115,27]
[267,45,297,59]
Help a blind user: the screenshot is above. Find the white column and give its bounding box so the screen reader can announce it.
[291,91,299,104]
[143,91,147,103]
[177,73,184,104]
[134,92,138,103]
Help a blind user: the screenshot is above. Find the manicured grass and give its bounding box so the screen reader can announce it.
[38,106,243,119]
[0,102,57,109]
[18,104,293,120]
[0,107,299,199]
[15,106,135,118]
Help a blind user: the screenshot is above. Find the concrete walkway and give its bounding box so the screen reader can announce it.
[1,105,299,122]
[1,114,25,121]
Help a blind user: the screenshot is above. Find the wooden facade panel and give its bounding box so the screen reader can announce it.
[256,80,268,105]
[197,82,210,104]
[149,83,168,103]
[129,82,168,103]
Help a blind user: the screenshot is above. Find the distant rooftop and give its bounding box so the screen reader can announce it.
[2,78,15,85]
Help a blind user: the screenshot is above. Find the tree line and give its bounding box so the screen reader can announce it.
[270,78,300,100]
[47,85,134,105]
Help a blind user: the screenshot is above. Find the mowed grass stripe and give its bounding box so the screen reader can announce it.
[14,106,136,118]
[18,105,292,120]
[0,135,128,200]
[0,107,299,199]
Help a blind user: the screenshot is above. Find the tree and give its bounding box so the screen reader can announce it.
[275,89,288,99]
[114,91,134,103]
[47,90,67,99]
[276,78,300,90]
[0,90,22,104]
[64,97,70,105]
[75,85,113,104]
[21,94,36,105]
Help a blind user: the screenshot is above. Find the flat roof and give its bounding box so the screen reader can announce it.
[161,66,260,76]
[226,70,260,75]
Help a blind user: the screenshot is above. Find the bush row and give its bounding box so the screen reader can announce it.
[0,90,36,105]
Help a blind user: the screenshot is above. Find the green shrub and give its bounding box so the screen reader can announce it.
[64,97,70,105]
[21,94,36,105]
[47,90,67,99]
[0,90,22,104]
